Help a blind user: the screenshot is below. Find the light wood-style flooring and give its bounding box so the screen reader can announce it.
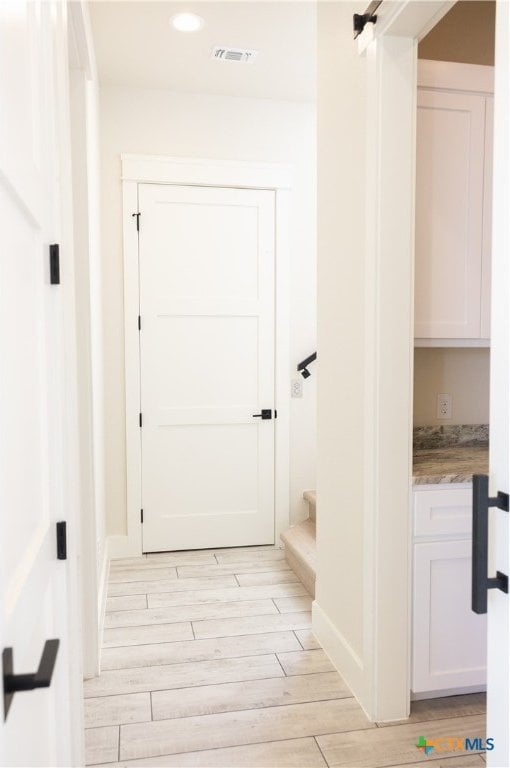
[84,546,486,767]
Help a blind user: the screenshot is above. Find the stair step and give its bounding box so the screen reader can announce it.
[280,519,316,597]
[304,490,316,521]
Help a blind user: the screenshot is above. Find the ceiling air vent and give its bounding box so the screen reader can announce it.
[212,47,258,63]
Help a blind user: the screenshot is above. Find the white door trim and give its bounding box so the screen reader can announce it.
[46,2,89,762]
[118,154,291,558]
[418,59,494,93]
[68,0,108,683]
[121,154,292,190]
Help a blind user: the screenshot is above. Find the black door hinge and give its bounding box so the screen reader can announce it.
[141,509,144,524]
[139,413,143,428]
[56,521,67,560]
[49,244,60,285]
[138,315,141,330]
[132,212,141,231]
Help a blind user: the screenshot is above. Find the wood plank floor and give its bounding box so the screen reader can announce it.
[84,546,486,767]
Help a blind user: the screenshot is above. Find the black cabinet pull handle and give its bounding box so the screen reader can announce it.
[252,409,272,420]
[472,474,509,615]
[3,639,59,720]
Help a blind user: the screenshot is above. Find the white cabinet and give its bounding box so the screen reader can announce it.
[415,63,493,344]
[481,97,493,340]
[412,485,487,695]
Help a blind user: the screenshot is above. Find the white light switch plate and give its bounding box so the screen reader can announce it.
[291,379,303,398]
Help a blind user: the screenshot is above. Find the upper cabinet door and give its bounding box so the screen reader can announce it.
[480,96,493,340]
[415,89,486,339]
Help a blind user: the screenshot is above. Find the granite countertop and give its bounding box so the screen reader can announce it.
[412,425,489,485]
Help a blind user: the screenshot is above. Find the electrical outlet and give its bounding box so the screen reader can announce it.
[436,393,452,420]
[291,379,303,398]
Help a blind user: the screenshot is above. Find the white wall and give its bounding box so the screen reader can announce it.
[315,1,415,722]
[314,0,366,676]
[99,85,317,539]
[414,348,490,426]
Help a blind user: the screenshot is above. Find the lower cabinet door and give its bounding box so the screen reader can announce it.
[412,539,487,694]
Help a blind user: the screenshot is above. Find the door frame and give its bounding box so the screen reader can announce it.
[40,1,89,762]
[67,1,108,680]
[117,154,292,558]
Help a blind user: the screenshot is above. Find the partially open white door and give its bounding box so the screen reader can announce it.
[486,3,510,765]
[138,184,276,552]
[0,3,78,765]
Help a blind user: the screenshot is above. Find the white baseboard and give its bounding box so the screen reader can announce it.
[108,533,140,559]
[312,600,371,719]
[412,684,486,701]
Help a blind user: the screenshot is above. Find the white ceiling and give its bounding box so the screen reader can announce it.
[88,1,316,102]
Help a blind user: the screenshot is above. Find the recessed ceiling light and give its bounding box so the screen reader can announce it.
[171,12,204,32]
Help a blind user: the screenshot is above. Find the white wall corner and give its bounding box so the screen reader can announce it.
[107,533,139,560]
[363,32,415,723]
[95,537,110,674]
[312,601,371,718]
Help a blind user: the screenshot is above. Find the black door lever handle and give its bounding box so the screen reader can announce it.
[252,409,272,420]
[3,639,60,720]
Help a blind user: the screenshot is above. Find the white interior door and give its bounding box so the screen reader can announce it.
[0,3,76,765]
[486,2,510,765]
[138,183,276,552]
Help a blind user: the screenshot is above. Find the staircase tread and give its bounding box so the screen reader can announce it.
[281,520,316,569]
[281,519,316,597]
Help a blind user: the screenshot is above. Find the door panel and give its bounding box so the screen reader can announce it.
[481,96,493,340]
[487,3,510,764]
[413,540,486,693]
[139,184,275,552]
[415,89,485,338]
[0,0,44,218]
[0,3,74,764]
[146,200,260,300]
[152,315,259,407]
